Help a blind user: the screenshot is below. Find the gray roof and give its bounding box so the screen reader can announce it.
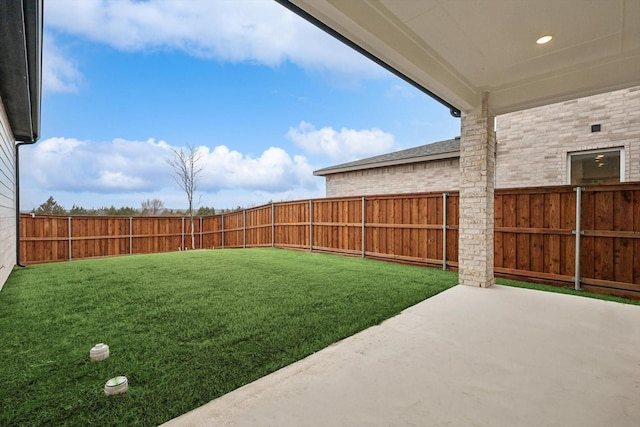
[314,137,460,176]
[0,0,42,142]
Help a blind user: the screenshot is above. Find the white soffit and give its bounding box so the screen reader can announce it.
[287,0,640,115]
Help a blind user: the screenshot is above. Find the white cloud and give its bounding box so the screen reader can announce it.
[23,137,170,193]
[44,0,382,77]
[287,121,399,163]
[199,145,316,192]
[21,136,318,199]
[42,34,83,93]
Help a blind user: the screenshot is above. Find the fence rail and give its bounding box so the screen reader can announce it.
[19,183,640,299]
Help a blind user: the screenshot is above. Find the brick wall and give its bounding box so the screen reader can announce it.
[325,158,459,197]
[496,86,640,188]
[458,93,495,288]
[322,86,640,198]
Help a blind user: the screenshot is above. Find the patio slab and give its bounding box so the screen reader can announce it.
[162,284,640,427]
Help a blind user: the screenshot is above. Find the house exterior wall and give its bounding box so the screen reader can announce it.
[496,86,640,188]
[322,86,640,198]
[0,97,15,289]
[325,158,459,197]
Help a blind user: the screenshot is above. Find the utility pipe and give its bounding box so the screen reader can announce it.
[574,187,583,291]
[15,140,37,266]
[181,217,185,250]
[14,2,41,266]
[361,196,366,258]
[309,200,313,252]
[442,193,448,271]
[67,216,72,261]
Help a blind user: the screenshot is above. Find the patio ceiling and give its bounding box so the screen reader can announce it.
[276,0,640,116]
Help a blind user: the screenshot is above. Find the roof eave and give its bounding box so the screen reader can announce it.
[0,0,43,142]
[314,151,460,176]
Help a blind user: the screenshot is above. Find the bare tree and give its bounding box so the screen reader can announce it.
[141,198,165,216]
[167,145,204,249]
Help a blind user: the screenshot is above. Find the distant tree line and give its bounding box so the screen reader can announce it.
[30,196,226,216]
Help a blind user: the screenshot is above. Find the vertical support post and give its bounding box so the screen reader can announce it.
[361,196,366,258]
[243,210,246,249]
[459,92,496,287]
[442,193,448,271]
[129,217,133,255]
[181,217,185,250]
[271,203,275,248]
[68,216,72,261]
[221,214,225,249]
[309,200,313,252]
[574,186,583,291]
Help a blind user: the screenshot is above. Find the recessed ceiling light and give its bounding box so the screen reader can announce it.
[536,35,553,44]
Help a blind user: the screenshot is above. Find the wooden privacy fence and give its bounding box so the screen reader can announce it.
[19,183,640,299]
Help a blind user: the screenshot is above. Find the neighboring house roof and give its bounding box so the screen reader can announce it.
[0,0,43,142]
[314,137,460,176]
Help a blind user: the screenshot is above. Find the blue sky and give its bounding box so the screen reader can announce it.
[24,0,460,211]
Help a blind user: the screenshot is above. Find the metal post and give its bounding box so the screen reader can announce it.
[309,200,313,252]
[574,187,583,290]
[442,193,448,271]
[361,196,366,258]
[243,210,246,249]
[271,203,275,248]
[129,217,132,255]
[200,216,203,249]
[68,216,72,261]
[221,214,225,249]
[181,217,185,250]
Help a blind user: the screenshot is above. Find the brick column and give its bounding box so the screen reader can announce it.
[459,92,495,287]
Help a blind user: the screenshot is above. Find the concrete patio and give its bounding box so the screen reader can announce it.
[163,285,640,427]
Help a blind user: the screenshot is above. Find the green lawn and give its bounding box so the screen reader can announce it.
[496,277,640,306]
[0,248,458,426]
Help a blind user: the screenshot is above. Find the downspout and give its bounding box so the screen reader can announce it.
[15,0,41,267]
[15,140,36,267]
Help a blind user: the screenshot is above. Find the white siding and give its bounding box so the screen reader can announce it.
[0,96,15,290]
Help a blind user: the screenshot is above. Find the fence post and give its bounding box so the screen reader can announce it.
[129,217,133,255]
[361,196,366,258]
[68,216,72,261]
[200,216,203,249]
[309,200,313,252]
[181,217,185,251]
[243,210,246,249]
[271,203,275,248]
[221,214,225,249]
[573,187,583,291]
[442,193,448,271]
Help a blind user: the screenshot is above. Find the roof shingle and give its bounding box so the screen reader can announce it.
[314,137,460,176]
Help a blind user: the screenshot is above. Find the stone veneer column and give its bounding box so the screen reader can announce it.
[459,92,495,287]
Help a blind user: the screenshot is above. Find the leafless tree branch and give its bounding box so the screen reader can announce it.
[167,145,204,249]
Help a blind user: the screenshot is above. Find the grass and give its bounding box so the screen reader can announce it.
[0,248,458,426]
[496,278,640,306]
